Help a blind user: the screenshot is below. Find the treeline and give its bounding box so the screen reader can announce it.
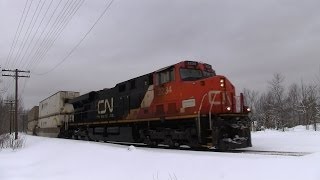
[0,95,27,135]
[0,96,10,134]
[244,73,320,131]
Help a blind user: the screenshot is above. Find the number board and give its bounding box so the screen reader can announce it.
[185,61,198,66]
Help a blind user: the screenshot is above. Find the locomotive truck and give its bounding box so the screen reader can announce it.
[29,61,252,150]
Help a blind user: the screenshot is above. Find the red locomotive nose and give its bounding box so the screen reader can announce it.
[195,75,248,115]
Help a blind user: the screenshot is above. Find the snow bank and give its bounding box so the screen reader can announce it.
[248,127,320,152]
[0,129,320,180]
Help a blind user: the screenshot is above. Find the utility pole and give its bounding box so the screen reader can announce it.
[4,100,15,134]
[2,69,30,139]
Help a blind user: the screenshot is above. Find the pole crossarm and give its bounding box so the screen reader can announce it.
[2,69,30,73]
[2,75,30,77]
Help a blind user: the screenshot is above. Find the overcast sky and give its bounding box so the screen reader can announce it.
[1,0,320,109]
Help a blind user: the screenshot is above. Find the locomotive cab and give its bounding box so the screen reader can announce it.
[152,61,252,149]
[152,61,250,116]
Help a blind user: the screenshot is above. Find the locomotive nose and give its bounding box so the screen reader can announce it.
[198,75,237,114]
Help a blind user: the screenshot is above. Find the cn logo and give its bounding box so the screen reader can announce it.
[98,98,114,114]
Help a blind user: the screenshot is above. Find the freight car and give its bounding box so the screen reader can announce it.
[35,91,79,137]
[54,61,252,150]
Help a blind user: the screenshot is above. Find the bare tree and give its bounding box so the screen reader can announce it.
[254,92,274,129]
[0,95,17,135]
[241,68,320,131]
[316,106,320,130]
[296,81,318,130]
[268,73,287,131]
[286,83,301,127]
[243,88,259,131]
[0,97,4,134]
[0,98,9,135]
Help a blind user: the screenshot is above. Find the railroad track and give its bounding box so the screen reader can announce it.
[226,149,311,157]
[103,141,311,157]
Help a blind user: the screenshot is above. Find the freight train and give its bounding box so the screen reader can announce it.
[28,61,252,150]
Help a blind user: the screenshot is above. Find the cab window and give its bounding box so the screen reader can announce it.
[157,67,175,85]
[180,68,203,81]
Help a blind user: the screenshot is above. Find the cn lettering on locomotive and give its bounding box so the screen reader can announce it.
[97,98,114,114]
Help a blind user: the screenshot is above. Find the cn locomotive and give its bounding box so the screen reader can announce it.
[29,61,252,150]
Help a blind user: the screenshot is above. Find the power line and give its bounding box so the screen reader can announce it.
[3,0,31,93]
[4,0,30,68]
[13,0,47,69]
[34,0,114,75]
[26,0,74,69]
[31,0,74,62]
[31,0,85,69]
[23,0,64,69]
[11,0,42,68]
[3,0,79,98]
[19,78,30,98]
[30,0,84,70]
[20,0,55,70]
[6,0,34,70]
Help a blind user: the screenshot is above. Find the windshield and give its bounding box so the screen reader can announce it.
[180,68,203,81]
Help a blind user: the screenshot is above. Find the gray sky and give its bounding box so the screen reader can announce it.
[1,0,320,109]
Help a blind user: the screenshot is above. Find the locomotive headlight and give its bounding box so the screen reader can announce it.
[246,108,251,112]
[226,107,231,111]
[220,78,225,87]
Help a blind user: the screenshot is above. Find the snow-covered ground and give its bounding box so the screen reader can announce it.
[1,126,320,180]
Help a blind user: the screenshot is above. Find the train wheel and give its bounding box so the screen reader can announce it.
[144,136,157,147]
[84,136,92,141]
[72,135,79,140]
[164,136,177,148]
[174,142,180,148]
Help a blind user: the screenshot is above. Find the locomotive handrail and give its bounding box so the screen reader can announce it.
[209,96,215,130]
[197,93,208,142]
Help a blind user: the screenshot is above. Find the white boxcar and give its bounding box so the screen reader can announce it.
[37,91,80,137]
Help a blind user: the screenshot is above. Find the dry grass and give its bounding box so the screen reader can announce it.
[0,133,26,150]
